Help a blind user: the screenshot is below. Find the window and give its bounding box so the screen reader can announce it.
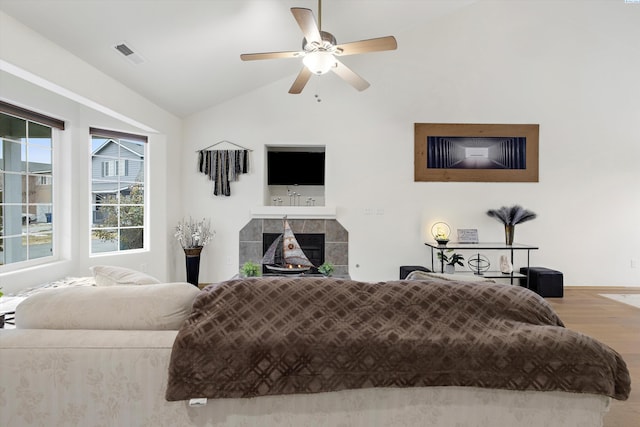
[0,106,60,267]
[102,159,128,177]
[37,176,52,185]
[90,128,147,254]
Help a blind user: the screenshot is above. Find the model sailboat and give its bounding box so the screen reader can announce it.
[262,218,315,273]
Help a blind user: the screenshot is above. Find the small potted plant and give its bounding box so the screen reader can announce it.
[437,250,465,274]
[240,261,261,277]
[318,262,334,277]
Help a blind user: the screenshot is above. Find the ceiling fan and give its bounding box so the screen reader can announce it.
[240,0,397,94]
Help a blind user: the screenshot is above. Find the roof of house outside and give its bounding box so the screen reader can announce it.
[91,182,137,194]
[92,139,144,158]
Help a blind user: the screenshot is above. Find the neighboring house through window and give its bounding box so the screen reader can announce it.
[90,128,147,254]
[0,101,63,269]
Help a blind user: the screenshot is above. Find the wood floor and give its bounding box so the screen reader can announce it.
[547,287,640,427]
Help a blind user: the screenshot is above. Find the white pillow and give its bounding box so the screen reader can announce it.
[91,265,161,286]
[15,282,200,330]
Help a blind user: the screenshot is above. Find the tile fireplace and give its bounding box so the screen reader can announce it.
[239,218,348,277]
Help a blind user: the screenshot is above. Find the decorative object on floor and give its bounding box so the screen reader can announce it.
[437,250,464,274]
[262,217,315,273]
[240,261,261,278]
[414,123,539,182]
[486,205,537,245]
[520,267,563,297]
[599,294,640,310]
[318,262,334,277]
[468,253,490,275]
[240,0,397,94]
[175,217,214,286]
[457,228,479,243]
[183,247,203,286]
[431,221,451,245]
[499,255,513,274]
[197,140,251,197]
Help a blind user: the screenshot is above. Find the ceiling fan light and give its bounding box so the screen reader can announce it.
[303,51,335,75]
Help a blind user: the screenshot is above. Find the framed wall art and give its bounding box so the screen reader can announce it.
[414,123,539,182]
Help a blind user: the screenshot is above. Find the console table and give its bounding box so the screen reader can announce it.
[424,241,538,286]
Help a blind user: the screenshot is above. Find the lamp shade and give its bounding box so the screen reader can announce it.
[303,51,336,75]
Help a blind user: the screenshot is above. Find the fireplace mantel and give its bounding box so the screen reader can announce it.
[250,206,337,219]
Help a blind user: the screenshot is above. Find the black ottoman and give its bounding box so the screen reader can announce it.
[520,267,563,298]
[400,265,431,280]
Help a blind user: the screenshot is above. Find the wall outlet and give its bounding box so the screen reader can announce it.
[631,259,637,269]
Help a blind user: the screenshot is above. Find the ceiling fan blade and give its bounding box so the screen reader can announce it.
[291,8,322,44]
[289,67,313,94]
[331,59,370,91]
[335,36,398,56]
[240,51,301,61]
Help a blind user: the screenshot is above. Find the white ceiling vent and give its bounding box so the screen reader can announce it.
[114,42,146,65]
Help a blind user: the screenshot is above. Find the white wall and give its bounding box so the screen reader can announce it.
[0,12,182,292]
[183,0,640,286]
[1,1,638,289]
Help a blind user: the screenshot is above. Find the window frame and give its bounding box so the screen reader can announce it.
[0,104,61,271]
[89,127,148,255]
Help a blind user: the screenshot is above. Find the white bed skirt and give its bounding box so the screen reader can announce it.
[0,329,610,427]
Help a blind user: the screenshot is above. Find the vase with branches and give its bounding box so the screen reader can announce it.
[486,205,537,245]
[175,217,214,286]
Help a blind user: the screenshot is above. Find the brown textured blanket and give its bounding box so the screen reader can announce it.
[166,277,630,401]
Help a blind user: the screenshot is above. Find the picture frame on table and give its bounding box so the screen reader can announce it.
[457,229,479,243]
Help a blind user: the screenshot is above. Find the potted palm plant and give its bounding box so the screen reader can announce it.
[438,250,465,274]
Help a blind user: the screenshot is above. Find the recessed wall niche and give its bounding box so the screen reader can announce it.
[264,145,325,207]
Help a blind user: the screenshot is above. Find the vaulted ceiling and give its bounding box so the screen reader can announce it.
[0,0,475,117]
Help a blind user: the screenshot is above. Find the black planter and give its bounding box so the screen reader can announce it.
[184,246,203,287]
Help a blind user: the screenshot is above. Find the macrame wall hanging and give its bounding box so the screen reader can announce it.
[196,140,251,197]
